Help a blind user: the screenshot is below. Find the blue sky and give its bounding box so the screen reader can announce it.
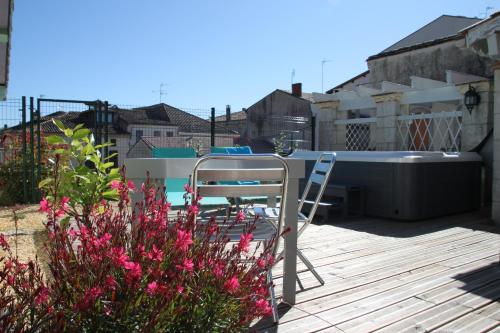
[7,0,496,112]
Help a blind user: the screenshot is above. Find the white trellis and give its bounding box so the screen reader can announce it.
[335,117,377,151]
[397,111,463,151]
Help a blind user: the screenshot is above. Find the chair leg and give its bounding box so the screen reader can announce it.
[267,269,279,323]
[297,249,325,285]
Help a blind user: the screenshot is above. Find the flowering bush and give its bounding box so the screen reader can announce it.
[0,122,276,332]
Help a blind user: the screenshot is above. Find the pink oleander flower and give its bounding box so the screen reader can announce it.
[255,298,273,316]
[146,281,159,296]
[176,258,194,272]
[127,179,136,191]
[224,276,240,294]
[236,210,246,221]
[213,261,225,278]
[0,233,9,250]
[34,286,50,306]
[111,247,129,267]
[177,284,184,294]
[257,258,266,269]
[104,275,117,290]
[175,229,193,252]
[238,233,253,252]
[183,184,193,194]
[111,179,120,190]
[39,198,50,213]
[147,244,164,262]
[124,261,142,279]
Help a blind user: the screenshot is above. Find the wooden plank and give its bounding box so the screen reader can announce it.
[437,311,499,333]
[474,302,500,322]
[375,280,500,333]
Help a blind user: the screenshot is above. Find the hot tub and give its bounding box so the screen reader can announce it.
[290,151,482,221]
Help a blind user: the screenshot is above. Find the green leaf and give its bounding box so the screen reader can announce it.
[73,128,91,140]
[102,189,119,201]
[64,128,74,137]
[38,178,53,189]
[73,123,84,131]
[52,118,66,131]
[59,216,70,230]
[46,135,65,144]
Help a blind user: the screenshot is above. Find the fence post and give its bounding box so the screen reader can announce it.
[29,97,35,203]
[211,107,215,147]
[104,101,109,159]
[36,98,41,201]
[311,115,316,151]
[21,96,27,204]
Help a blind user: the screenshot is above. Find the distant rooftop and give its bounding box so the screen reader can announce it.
[382,15,481,53]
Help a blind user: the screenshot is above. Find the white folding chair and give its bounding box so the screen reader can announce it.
[192,153,290,323]
[252,152,336,285]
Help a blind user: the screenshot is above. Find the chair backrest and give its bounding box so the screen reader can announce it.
[192,154,289,256]
[297,152,336,235]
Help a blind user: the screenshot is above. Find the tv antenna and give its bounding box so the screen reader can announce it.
[152,83,168,103]
[321,59,332,93]
[480,6,493,18]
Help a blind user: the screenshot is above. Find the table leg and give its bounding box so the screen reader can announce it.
[282,178,298,305]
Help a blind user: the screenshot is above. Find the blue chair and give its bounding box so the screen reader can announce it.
[153,147,229,207]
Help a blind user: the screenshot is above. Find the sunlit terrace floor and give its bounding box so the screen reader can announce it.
[251,210,500,332]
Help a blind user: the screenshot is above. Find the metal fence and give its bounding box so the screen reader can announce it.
[335,117,377,151]
[0,97,241,204]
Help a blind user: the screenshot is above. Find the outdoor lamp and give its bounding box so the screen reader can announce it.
[464,85,480,114]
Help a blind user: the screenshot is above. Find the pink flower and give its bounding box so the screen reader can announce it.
[257,258,266,269]
[124,261,142,279]
[60,196,70,206]
[110,180,120,189]
[147,244,164,262]
[111,247,129,267]
[127,180,136,191]
[39,198,50,213]
[175,229,193,252]
[104,275,117,290]
[236,210,246,221]
[0,233,9,250]
[255,298,273,316]
[183,184,193,194]
[177,284,184,294]
[224,276,240,294]
[146,281,159,295]
[176,258,194,272]
[35,286,49,306]
[213,262,225,278]
[238,233,253,252]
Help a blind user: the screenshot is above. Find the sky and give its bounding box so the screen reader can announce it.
[7,0,497,112]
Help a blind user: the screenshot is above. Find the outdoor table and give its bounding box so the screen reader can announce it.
[124,157,305,305]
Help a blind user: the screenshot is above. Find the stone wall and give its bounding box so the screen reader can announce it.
[368,39,495,87]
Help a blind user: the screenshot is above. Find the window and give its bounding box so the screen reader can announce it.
[136,130,143,143]
[154,131,161,137]
[166,131,173,137]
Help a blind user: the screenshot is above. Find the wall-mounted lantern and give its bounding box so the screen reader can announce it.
[464,85,480,114]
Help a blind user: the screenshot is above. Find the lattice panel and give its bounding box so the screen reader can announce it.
[346,123,376,151]
[397,111,462,152]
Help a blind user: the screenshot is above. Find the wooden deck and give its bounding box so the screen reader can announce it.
[251,211,500,332]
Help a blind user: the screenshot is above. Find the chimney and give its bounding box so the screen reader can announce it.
[292,83,302,97]
[225,105,231,122]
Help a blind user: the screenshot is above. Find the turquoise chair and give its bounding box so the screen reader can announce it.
[153,147,230,207]
[209,146,266,203]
